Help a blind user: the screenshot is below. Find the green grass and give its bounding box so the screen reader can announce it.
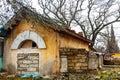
[97,68,120,80]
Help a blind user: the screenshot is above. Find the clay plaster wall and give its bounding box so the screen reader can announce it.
[3,19,59,75]
[59,33,89,50]
[3,19,90,75]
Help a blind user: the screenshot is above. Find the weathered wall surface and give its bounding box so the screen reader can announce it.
[60,48,88,73]
[3,19,59,75]
[3,19,91,75]
[68,54,88,73]
[17,53,39,74]
[88,53,98,69]
[59,33,89,51]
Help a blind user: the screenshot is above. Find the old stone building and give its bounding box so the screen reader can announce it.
[0,7,94,75]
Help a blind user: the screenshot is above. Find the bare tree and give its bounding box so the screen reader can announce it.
[95,25,119,53]
[106,25,119,53]
[3,0,120,47]
[0,0,14,25]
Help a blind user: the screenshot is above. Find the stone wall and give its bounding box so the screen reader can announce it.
[68,54,88,73]
[60,48,88,73]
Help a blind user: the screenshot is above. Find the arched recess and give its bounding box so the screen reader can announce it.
[11,30,46,49]
[19,40,38,48]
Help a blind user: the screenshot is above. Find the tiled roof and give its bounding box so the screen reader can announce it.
[0,7,92,43]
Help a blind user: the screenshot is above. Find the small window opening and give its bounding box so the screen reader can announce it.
[19,40,38,48]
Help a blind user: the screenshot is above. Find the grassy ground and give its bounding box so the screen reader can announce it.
[1,68,120,80]
[97,67,120,80]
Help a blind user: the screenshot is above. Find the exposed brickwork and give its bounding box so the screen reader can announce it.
[17,53,39,75]
[67,54,88,73]
[60,48,88,73]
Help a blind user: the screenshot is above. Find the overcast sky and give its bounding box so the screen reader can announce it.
[1,0,120,47]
